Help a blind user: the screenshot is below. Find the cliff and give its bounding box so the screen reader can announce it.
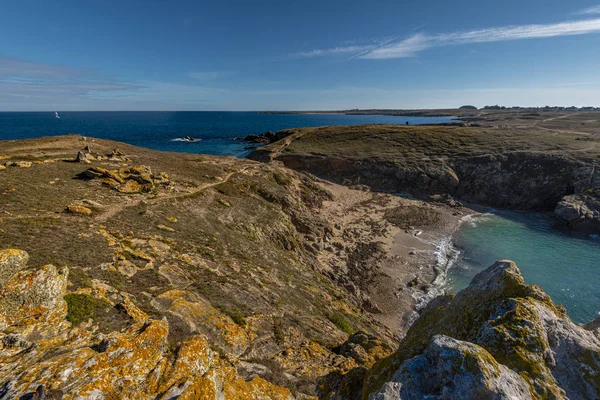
[248,125,600,233]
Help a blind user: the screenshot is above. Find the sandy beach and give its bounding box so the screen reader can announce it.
[312,180,475,337]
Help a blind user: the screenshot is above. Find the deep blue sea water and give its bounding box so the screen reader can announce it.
[447,211,600,324]
[0,111,454,157]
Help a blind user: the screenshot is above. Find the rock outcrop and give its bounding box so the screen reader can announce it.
[555,194,600,233]
[361,260,600,399]
[81,165,170,193]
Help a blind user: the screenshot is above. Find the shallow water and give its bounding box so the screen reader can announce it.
[0,111,454,157]
[446,211,600,324]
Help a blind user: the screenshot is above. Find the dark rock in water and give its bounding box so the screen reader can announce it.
[584,316,600,331]
[238,130,296,145]
[555,194,600,232]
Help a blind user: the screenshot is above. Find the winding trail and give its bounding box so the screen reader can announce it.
[96,166,253,222]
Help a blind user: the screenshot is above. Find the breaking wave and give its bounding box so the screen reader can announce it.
[412,212,493,309]
[170,137,202,143]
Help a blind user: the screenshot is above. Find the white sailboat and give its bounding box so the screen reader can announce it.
[55,111,60,119]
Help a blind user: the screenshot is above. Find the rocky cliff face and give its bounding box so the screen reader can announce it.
[248,125,600,232]
[361,260,600,400]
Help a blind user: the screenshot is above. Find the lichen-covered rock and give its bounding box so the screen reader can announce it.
[81,165,168,193]
[75,150,95,163]
[0,263,69,335]
[66,204,93,215]
[0,254,294,399]
[6,161,33,168]
[151,289,249,357]
[369,335,532,400]
[363,260,600,400]
[0,249,29,286]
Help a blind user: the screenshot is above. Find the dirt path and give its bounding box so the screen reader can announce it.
[96,166,253,222]
[540,112,581,123]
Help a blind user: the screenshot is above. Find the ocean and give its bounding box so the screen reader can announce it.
[0,111,454,157]
[445,211,600,324]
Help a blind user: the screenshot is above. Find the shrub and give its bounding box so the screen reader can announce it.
[64,293,102,325]
[327,313,355,335]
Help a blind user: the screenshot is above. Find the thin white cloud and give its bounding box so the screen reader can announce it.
[577,5,600,15]
[359,18,600,59]
[360,18,600,59]
[288,45,375,59]
[0,57,84,78]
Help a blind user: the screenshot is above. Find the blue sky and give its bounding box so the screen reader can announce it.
[1,0,600,110]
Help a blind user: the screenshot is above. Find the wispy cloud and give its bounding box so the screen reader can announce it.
[359,18,600,59]
[0,57,85,79]
[576,5,600,15]
[188,71,236,81]
[288,45,375,59]
[0,55,143,109]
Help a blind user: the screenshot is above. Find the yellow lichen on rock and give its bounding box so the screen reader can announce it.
[152,290,249,357]
[0,250,294,399]
[66,204,93,215]
[0,248,29,286]
[82,165,168,194]
[362,260,600,400]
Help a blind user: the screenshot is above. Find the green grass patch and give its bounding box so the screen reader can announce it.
[327,312,355,335]
[64,293,110,325]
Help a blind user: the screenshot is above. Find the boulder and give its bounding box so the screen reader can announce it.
[80,165,164,193]
[370,335,532,400]
[74,151,95,163]
[555,194,600,233]
[555,197,585,222]
[66,204,93,216]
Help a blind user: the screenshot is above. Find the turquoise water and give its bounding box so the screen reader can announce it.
[0,112,454,157]
[447,211,600,324]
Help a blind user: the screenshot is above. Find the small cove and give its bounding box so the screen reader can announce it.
[445,210,600,324]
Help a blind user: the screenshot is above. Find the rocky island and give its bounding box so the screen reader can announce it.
[1,109,600,399]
